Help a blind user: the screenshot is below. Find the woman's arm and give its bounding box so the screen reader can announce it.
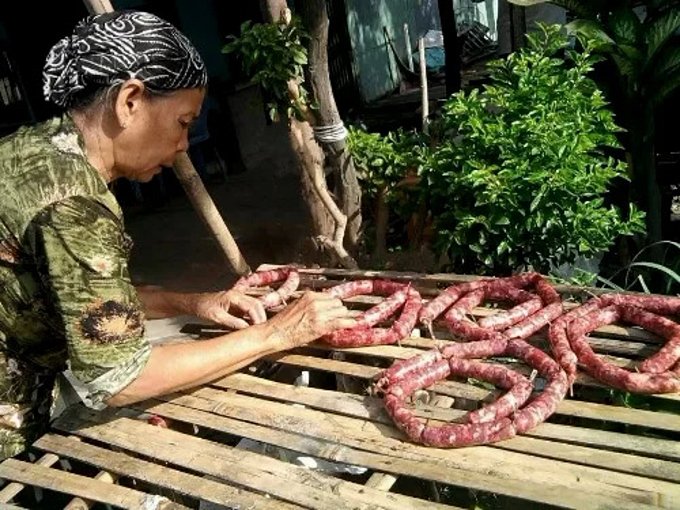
[136,285,267,329]
[106,291,355,406]
[135,285,194,318]
[105,322,276,406]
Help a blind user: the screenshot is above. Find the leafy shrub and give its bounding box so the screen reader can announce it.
[347,126,425,198]
[421,24,645,275]
[347,126,428,253]
[223,19,309,121]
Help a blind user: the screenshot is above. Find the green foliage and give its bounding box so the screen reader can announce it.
[599,240,680,294]
[223,18,309,121]
[420,24,645,275]
[347,126,426,198]
[347,126,429,254]
[512,1,680,106]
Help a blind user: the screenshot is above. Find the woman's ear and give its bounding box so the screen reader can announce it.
[114,79,146,129]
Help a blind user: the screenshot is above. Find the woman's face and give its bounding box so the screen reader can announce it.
[113,87,205,182]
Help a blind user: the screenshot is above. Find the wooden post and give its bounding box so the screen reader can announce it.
[173,153,250,274]
[403,23,414,72]
[510,3,527,51]
[485,0,497,39]
[438,0,462,96]
[419,38,429,133]
[83,0,113,14]
[80,0,251,275]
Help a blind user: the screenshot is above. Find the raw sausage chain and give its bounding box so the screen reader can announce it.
[373,273,568,447]
[235,269,680,448]
[419,272,563,343]
[232,267,301,309]
[322,279,423,347]
[548,293,680,394]
[375,341,569,447]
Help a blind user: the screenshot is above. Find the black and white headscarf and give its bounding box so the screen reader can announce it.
[43,10,208,108]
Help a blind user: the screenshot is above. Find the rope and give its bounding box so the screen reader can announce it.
[313,122,348,144]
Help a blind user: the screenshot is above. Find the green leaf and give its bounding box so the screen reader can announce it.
[418,24,643,276]
[636,274,651,294]
[646,9,680,61]
[529,186,547,213]
[595,275,625,291]
[608,9,641,46]
[565,19,615,49]
[650,67,680,106]
[497,241,510,255]
[628,261,680,286]
[293,51,308,65]
[611,54,637,83]
[647,43,680,82]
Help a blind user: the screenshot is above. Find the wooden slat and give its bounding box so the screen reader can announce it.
[174,387,680,494]
[0,459,189,510]
[53,408,452,510]
[307,339,680,406]
[33,434,297,510]
[64,469,117,510]
[0,453,59,503]
[215,373,680,463]
[137,389,680,508]
[258,263,668,301]
[268,352,680,432]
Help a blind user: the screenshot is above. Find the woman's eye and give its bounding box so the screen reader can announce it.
[179,119,190,128]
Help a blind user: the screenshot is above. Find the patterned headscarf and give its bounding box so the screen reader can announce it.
[43,10,208,108]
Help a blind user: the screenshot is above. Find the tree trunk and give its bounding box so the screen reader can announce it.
[260,0,287,21]
[298,0,362,251]
[437,0,462,96]
[261,0,357,268]
[509,4,527,51]
[630,101,662,250]
[374,186,389,261]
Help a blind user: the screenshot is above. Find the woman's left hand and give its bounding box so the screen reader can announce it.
[193,290,267,329]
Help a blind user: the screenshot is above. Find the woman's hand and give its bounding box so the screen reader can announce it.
[192,290,268,329]
[263,291,357,350]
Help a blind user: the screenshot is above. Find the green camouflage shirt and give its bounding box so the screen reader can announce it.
[0,115,150,458]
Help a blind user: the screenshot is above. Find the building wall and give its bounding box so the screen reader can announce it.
[344,0,499,103]
[345,0,441,103]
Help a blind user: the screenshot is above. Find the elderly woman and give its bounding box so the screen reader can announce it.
[0,11,355,459]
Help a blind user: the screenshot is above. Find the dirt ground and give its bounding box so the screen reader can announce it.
[123,170,312,292]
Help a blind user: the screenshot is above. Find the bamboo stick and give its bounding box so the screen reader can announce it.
[419,38,429,133]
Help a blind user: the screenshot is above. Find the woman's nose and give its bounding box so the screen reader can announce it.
[177,133,190,153]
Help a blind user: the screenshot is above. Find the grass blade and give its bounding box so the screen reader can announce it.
[595,275,625,291]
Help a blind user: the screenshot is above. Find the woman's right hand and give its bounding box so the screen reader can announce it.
[264,291,357,350]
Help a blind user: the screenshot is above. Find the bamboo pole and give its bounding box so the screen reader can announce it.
[173,153,250,274]
[419,37,429,133]
[82,0,113,14]
[80,0,251,275]
[403,23,414,72]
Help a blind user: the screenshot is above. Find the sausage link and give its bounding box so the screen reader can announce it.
[503,302,563,339]
[233,267,300,309]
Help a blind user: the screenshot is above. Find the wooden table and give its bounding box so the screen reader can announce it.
[1,266,680,509]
